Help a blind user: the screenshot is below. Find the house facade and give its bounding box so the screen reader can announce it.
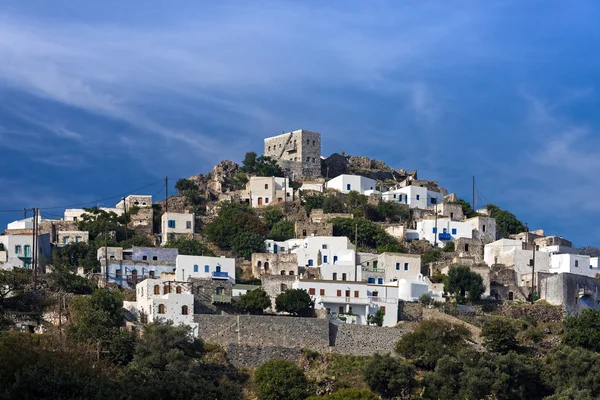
[0,232,51,270]
[175,255,235,283]
[247,176,293,208]
[325,174,377,195]
[406,218,473,248]
[382,186,444,209]
[161,212,194,245]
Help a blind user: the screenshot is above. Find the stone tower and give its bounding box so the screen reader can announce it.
[263,129,321,179]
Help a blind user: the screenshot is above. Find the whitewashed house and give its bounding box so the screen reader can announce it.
[484,239,551,278]
[360,252,422,284]
[124,278,199,337]
[175,255,235,283]
[382,186,444,209]
[549,253,600,278]
[161,212,194,245]
[325,174,377,195]
[64,207,123,222]
[0,229,51,271]
[247,176,293,208]
[406,218,473,248]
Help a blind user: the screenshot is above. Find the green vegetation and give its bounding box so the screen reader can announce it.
[442,241,455,252]
[331,217,405,253]
[563,308,600,351]
[275,289,314,316]
[235,288,272,314]
[254,359,308,400]
[174,178,207,215]
[363,353,417,399]
[0,268,31,306]
[267,220,295,241]
[260,206,285,229]
[482,317,519,354]
[486,203,526,238]
[579,245,600,257]
[165,237,215,256]
[421,248,442,264]
[241,151,284,177]
[445,265,485,303]
[367,309,385,326]
[450,198,478,218]
[307,388,379,400]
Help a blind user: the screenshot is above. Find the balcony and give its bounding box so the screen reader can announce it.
[362,266,385,275]
[316,296,370,305]
[438,232,451,241]
[212,271,229,279]
[284,142,297,153]
[212,294,232,303]
[368,296,398,304]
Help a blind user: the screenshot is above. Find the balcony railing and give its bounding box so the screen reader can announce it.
[284,143,297,152]
[212,294,232,303]
[316,295,370,305]
[212,271,229,279]
[362,267,385,274]
[438,232,451,241]
[368,296,398,304]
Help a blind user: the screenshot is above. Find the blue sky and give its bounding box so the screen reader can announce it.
[1,1,599,247]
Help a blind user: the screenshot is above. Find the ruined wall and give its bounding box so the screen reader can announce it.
[261,275,297,308]
[295,221,333,239]
[130,208,153,236]
[252,253,298,277]
[539,272,600,315]
[310,209,353,223]
[454,238,484,264]
[191,278,233,314]
[329,323,407,356]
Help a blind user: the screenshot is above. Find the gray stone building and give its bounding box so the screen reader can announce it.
[263,129,321,179]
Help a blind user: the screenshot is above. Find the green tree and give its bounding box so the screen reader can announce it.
[331,217,402,252]
[241,152,283,177]
[367,309,385,327]
[46,265,95,294]
[0,268,31,306]
[376,201,410,222]
[482,317,518,354]
[174,178,198,193]
[579,246,600,257]
[544,387,594,400]
[230,172,249,191]
[443,241,455,252]
[236,288,272,314]
[303,193,325,214]
[543,346,600,398]
[306,388,379,400]
[230,231,266,260]
[254,359,308,400]
[563,309,600,351]
[323,196,345,213]
[486,203,526,238]
[451,198,478,218]
[77,206,129,242]
[119,235,154,249]
[165,237,215,256]
[261,206,285,229]
[205,201,267,250]
[275,289,314,316]
[395,320,472,369]
[363,353,417,399]
[268,220,295,241]
[421,248,442,264]
[445,265,485,303]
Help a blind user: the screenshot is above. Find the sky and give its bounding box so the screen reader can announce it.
[0,0,599,247]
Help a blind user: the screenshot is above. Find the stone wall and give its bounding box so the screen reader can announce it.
[261,275,297,308]
[538,272,600,315]
[329,323,407,355]
[398,302,423,321]
[264,130,321,178]
[191,278,233,314]
[252,253,298,277]
[295,221,333,239]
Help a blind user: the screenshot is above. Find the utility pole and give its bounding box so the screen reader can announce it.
[32,208,38,290]
[530,245,536,304]
[434,203,438,248]
[354,223,358,282]
[122,197,128,241]
[165,176,169,214]
[472,175,475,210]
[104,222,108,286]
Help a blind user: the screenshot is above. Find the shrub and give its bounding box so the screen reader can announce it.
[563,309,600,352]
[444,265,485,303]
[254,359,308,400]
[442,241,455,252]
[481,318,518,354]
[363,353,417,399]
[235,288,271,314]
[275,289,314,316]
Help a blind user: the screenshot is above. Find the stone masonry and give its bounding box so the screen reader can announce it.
[264,130,321,179]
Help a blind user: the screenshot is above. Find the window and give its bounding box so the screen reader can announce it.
[323,255,328,263]
[152,256,158,260]
[264,183,269,190]
[345,290,351,297]
[348,306,353,314]
[354,291,359,298]
[163,285,171,294]
[149,271,155,278]
[373,261,378,269]
[24,245,31,257]
[590,265,593,269]
[313,140,316,146]
[380,306,386,315]
[204,265,210,272]
[483,225,486,232]
[402,263,408,271]
[575,260,579,268]
[322,244,328,249]
[281,271,285,275]
[143,256,148,260]
[378,278,383,284]
[168,220,176,228]
[15,245,21,254]
[116,269,122,278]
[342,273,347,281]
[452,228,457,235]
[450,212,454,219]
[337,290,342,297]
[75,236,82,243]
[432,227,437,233]
[181,305,188,315]
[63,236,69,244]
[186,221,192,229]
[307,157,310,162]
[308,259,314,266]
[347,184,351,191]
[333,272,337,280]
[280,283,288,291]
[320,289,325,296]
[265,198,269,204]
[333,256,338,263]
[176,286,182,294]
[431,198,437,205]
[465,244,469,252]
[307,139,310,145]
[339,306,344,313]
[309,288,316,295]
[194,265,198,272]
[416,194,420,200]
[268,146,271,151]
[396,262,400,270]
[368,278,375,284]
[393,194,397,199]
[289,271,294,275]
[158,304,166,314]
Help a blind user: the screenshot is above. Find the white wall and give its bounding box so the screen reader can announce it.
[378,253,422,282]
[299,183,324,193]
[484,239,551,277]
[176,255,235,282]
[64,207,123,222]
[406,218,472,248]
[265,236,355,268]
[248,177,292,207]
[161,213,194,245]
[0,233,51,270]
[326,175,376,195]
[549,254,600,278]
[382,186,443,209]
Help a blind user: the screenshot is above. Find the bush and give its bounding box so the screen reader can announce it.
[442,241,455,252]
[363,353,417,399]
[254,360,308,400]
[230,231,266,260]
[419,293,434,306]
[421,248,442,265]
[165,237,215,256]
[444,265,485,303]
[275,289,314,316]
[563,309,600,352]
[235,289,271,314]
[481,318,518,354]
[367,309,385,326]
[395,320,471,369]
[268,220,295,241]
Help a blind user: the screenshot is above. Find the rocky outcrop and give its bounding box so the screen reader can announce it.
[321,153,417,185]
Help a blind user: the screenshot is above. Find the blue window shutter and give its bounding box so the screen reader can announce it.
[347,184,351,190]
[416,194,420,200]
[404,263,409,271]
[333,256,338,263]
[308,259,313,266]
[194,265,198,272]
[433,227,437,233]
[396,263,400,270]
[452,228,457,235]
[204,265,209,272]
[378,278,383,284]
[368,278,374,284]
[323,256,328,263]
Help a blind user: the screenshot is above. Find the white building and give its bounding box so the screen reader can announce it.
[64,207,124,222]
[360,252,422,284]
[247,176,293,208]
[325,174,377,195]
[161,212,194,245]
[299,182,324,193]
[484,239,551,278]
[406,218,473,248]
[265,236,355,266]
[175,255,235,283]
[116,195,153,209]
[0,233,51,270]
[57,231,89,246]
[549,253,600,278]
[382,186,444,209]
[124,278,199,337]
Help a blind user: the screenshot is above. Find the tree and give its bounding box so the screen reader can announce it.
[579,246,600,257]
[363,353,417,399]
[236,288,271,314]
[46,265,95,294]
[254,359,308,400]
[331,217,403,252]
[241,152,283,177]
[481,317,518,354]
[421,248,442,265]
[486,204,526,238]
[375,201,410,223]
[544,346,600,398]
[367,309,385,326]
[323,196,344,213]
[0,268,31,306]
[451,198,478,219]
[445,265,485,303]
[275,289,314,316]
[268,220,295,241]
[229,172,249,191]
[67,288,124,342]
[303,193,324,214]
[563,309,600,352]
[77,206,129,242]
[260,206,285,229]
[306,388,379,400]
[395,320,472,369]
[443,241,455,252]
[230,231,266,260]
[174,178,198,193]
[205,201,267,250]
[165,237,215,256]
[119,235,154,249]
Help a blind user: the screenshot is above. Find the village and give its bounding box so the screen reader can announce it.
[1,129,598,338]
